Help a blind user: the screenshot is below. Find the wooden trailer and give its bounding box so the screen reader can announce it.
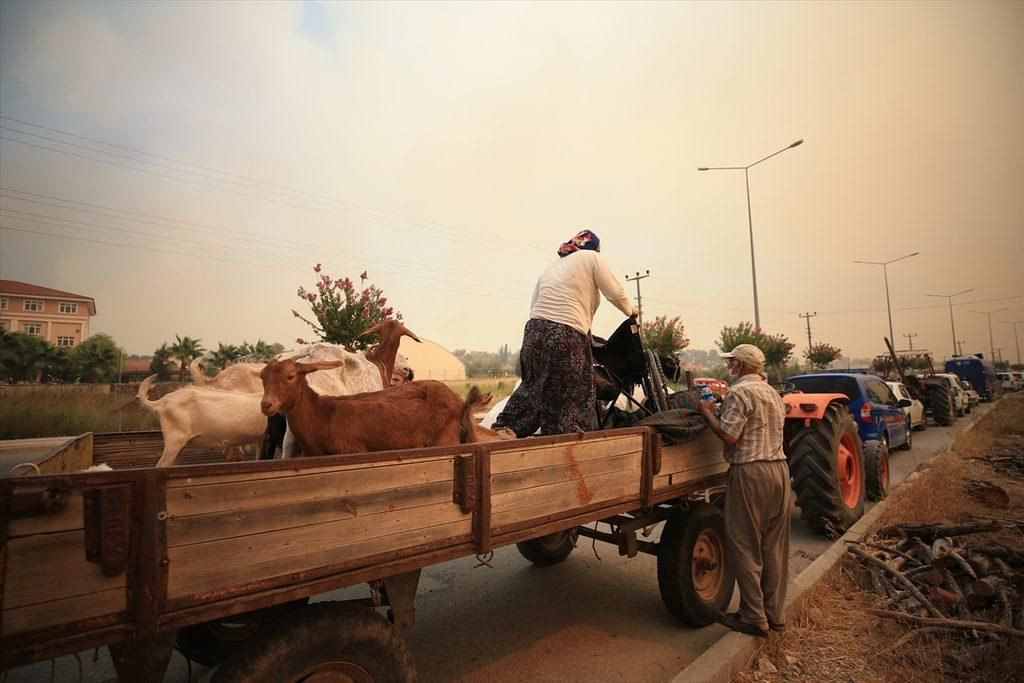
[1,426,731,681]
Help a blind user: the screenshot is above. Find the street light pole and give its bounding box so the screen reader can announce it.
[926,288,974,357]
[698,138,803,330]
[853,252,919,345]
[1000,320,1024,365]
[972,307,1010,365]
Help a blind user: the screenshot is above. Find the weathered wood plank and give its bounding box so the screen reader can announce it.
[5,556,115,595]
[658,441,725,477]
[165,453,465,489]
[8,495,84,537]
[168,501,469,577]
[490,434,642,474]
[168,518,470,599]
[491,453,641,495]
[492,483,641,528]
[2,588,125,637]
[653,462,729,490]
[167,479,454,547]
[166,458,457,518]
[4,568,125,609]
[5,530,86,572]
[492,468,641,514]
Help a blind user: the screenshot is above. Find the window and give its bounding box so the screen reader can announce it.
[789,376,859,401]
[56,336,76,348]
[23,299,43,312]
[59,301,79,314]
[865,380,896,405]
[0,320,5,332]
[22,322,42,335]
[0,297,7,310]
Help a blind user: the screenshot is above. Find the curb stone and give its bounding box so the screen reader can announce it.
[670,405,989,683]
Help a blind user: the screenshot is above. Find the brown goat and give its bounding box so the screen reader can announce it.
[357,319,421,388]
[259,359,494,456]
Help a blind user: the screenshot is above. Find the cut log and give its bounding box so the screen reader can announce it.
[931,538,953,569]
[884,521,1003,542]
[966,552,993,578]
[962,582,989,610]
[973,575,1002,598]
[927,586,960,612]
[949,551,978,579]
[943,569,972,620]
[848,545,944,619]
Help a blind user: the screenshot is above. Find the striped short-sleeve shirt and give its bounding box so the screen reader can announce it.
[718,373,787,465]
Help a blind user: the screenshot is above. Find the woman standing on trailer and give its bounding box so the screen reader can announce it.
[491,230,637,438]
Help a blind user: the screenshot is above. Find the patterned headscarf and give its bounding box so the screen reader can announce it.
[557,230,601,257]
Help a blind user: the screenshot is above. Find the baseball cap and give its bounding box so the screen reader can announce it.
[719,344,766,370]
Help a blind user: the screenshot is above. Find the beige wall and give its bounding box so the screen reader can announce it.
[398,337,466,381]
[0,294,92,347]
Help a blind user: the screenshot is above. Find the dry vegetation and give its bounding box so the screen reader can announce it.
[736,394,1024,683]
[0,385,161,439]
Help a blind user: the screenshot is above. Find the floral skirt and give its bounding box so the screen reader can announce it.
[494,318,595,436]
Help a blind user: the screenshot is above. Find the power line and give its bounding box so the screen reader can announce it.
[799,312,816,353]
[0,113,550,251]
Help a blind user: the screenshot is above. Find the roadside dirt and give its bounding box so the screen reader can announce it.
[734,393,1024,683]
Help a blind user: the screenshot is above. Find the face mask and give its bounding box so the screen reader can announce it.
[726,361,741,383]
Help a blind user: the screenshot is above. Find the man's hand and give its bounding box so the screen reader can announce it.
[629,307,640,318]
[698,399,715,418]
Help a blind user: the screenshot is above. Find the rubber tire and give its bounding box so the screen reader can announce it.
[176,599,308,667]
[925,384,955,426]
[212,602,415,683]
[788,404,866,537]
[863,439,890,501]
[516,529,577,566]
[900,419,913,451]
[657,503,736,626]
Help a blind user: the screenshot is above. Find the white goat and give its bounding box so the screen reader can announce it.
[138,375,267,467]
[188,357,265,393]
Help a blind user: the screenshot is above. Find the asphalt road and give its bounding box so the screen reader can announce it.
[6,403,990,682]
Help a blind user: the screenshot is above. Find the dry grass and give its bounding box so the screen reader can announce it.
[0,386,159,439]
[735,394,1024,683]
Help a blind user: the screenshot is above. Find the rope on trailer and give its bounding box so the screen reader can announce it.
[8,461,41,476]
[591,522,602,561]
[71,652,83,683]
[92,647,100,663]
[473,550,494,569]
[48,659,55,683]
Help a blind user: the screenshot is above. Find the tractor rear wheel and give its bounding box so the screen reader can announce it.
[788,404,865,537]
[926,384,955,426]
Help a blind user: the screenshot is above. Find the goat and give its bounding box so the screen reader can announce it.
[259,359,497,456]
[189,357,265,393]
[357,319,422,387]
[138,375,266,467]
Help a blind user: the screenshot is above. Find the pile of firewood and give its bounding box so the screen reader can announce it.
[846,520,1024,661]
[970,435,1024,480]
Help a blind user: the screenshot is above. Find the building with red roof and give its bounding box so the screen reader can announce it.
[0,279,97,348]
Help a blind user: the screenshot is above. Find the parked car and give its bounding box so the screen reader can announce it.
[886,381,926,430]
[997,372,1021,392]
[935,373,969,416]
[959,379,981,411]
[788,373,912,500]
[1013,371,1024,390]
[692,377,729,398]
[945,356,1002,402]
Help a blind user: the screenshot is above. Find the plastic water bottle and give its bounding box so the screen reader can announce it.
[699,385,714,402]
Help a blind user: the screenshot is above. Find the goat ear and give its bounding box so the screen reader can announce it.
[296,360,345,373]
[356,321,387,340]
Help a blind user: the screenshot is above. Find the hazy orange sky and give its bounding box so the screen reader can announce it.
[1,1,1021,362]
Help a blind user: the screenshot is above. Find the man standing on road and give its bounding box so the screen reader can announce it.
[697,344,790,637]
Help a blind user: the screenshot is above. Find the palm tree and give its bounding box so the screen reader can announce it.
[170,335,205,381]
[210,343,241,369]
[150,343,175,381]
[72,334,121,383]
[37,342,71,383]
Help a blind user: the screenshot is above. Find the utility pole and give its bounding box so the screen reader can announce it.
[972,307,1010,366]
[625,270,651,327]
[955,340,966,356]
[903,332,917,351]
[995,348,1004,365]
[799,312,816,355]
[1000,321,1023,365]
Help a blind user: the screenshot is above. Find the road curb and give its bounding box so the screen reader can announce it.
[671,407,988,683]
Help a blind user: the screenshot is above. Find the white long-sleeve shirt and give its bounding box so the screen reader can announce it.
[529,250,633,335]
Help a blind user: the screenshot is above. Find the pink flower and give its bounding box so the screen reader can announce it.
[296,338,307,344]
[313,263,322,273]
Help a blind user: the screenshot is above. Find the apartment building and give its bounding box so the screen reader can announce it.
[0,279,97,348]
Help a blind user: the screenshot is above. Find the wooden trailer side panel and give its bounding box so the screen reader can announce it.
[489,432,645,532]
[653,431,729,495]
[164,452,475,604]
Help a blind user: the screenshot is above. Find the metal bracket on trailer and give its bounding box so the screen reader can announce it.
[373,569,422,630]
[576,506,675,558]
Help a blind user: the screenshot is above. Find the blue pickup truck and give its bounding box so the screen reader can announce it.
[788,372,912,501]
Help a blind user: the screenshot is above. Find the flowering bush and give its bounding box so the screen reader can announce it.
[641,315,690,357]
[293,265,402,350]
[805,342,843,370]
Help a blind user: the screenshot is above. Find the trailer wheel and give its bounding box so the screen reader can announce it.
[213,602,415,683]
[862,439,890,501]
[926,383,955,426]
[644,349,669,413]
[516,529,578,566]
[176,599,307,667]
[657,503,735,626]
[788,404,865,537]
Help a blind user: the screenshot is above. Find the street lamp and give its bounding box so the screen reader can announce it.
[1000,320,1024,365]
[698,138,804,330]
[972,307,1010,365]
[926,288,974,357]
[853,252,919,345]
